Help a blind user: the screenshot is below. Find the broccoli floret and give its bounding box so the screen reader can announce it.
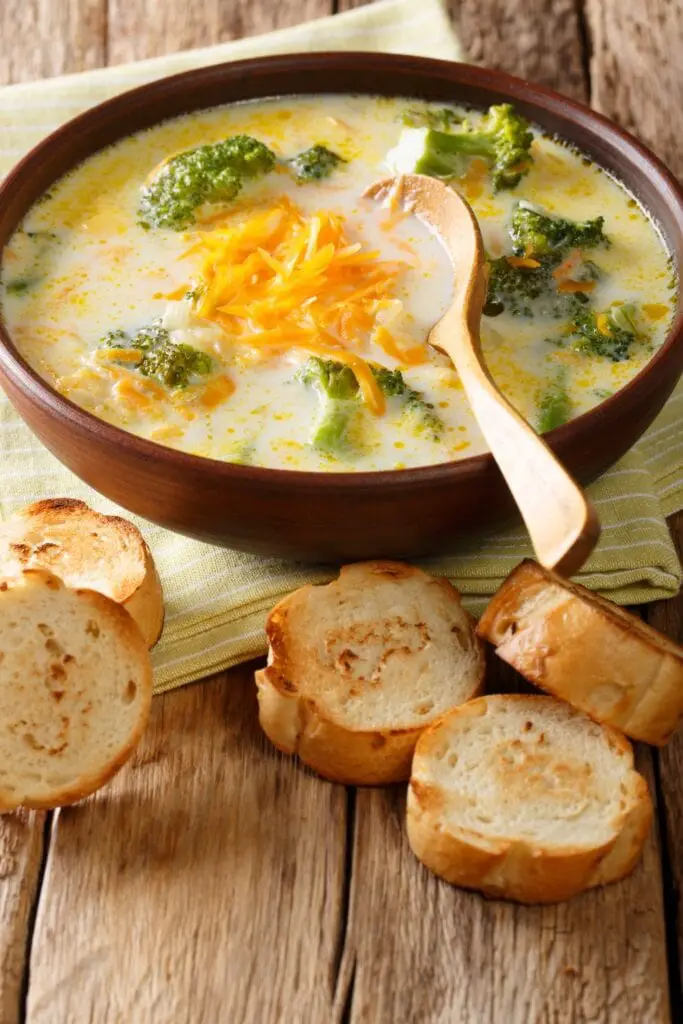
[372,367,443,440]
[484,257,548,317]
[295,357,359,454]
[100,321,213,389]
[371,366,406,397]
[536,372,572,433]
[483,256,590,319]
[510,201,609,259]
[400,106,463,130]
[138,135,276,230]
[2,230,59,298]
[5,278,38,296]
[101,328,130,347]
[570,305,641,362]
[288,145,345,182]
[296,357,444,455]
[387,103,533,191]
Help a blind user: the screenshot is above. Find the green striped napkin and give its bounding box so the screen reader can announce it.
[0,0,681,693]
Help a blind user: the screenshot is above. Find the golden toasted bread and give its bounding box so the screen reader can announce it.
[0,498,164,647]
[477,560,683,745]
[0,570,153,811]
[255,561,484,784]
[407,694,652,903]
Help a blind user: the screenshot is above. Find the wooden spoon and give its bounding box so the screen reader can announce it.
[363,174,600,576]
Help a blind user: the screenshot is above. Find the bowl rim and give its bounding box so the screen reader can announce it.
[1,49,682,493]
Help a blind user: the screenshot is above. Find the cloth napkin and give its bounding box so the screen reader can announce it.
[1,0,681,693]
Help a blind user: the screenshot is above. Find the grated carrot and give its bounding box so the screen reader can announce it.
[200,374,235,408]
[506,255,541,269]
[557,278,596,294]
[552,249,582,280]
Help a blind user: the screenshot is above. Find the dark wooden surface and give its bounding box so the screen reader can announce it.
[0,2,682,1022]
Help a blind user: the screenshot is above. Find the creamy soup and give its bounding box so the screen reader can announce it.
[0,95,675,471]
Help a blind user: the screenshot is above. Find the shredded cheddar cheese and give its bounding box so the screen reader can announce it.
[181,197,410,414]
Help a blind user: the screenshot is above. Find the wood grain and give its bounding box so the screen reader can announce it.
[0,812,46,1024]
[25,666,347,1024]
[450,0,589,102]
[106,0,331,65]
[0,0,106,85]
[585,0,683,178]
[340,0,590,102]
[340,759,670,1024]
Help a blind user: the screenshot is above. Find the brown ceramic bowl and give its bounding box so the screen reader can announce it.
[1,53,682,560]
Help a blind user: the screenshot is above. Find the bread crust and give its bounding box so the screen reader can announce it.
[477,560,683,745]
[407,695,653,904]
[0,499,164,647]
[256,561,485,785]
[0,570,153,812]
[256,666,427,784]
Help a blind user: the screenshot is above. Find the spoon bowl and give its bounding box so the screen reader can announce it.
[364,174,601,576]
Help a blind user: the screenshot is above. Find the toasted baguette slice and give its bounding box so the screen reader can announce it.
[477,559,683,746]
[0,499,164,648]
[0,570,153,811]
[407,694,652,903]
[255,561,484,785]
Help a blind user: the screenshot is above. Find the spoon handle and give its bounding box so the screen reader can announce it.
[364,173,600,576]
[440,317,600,575]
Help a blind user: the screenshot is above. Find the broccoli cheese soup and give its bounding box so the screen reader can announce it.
[0,95,675,472]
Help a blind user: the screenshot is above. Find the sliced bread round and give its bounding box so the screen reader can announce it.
[0,570,153,811]
[255,561,484,785]
[0,498,164,647]
[477,559,683,745]
[407,694,652,903]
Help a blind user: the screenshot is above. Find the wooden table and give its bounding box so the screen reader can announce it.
[1,1,682,1021]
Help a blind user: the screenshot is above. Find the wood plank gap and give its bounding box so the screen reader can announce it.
[573,0,593,103]
[339,958,357,1024]
[332,787,357,1020]
[652,748,683,1022]
[102,0,110,67]
[17,813,52,1024]
[333,787,356,994]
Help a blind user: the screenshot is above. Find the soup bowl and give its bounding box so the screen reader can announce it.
[0,53,682,560]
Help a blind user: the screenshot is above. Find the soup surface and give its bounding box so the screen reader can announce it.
[1,94,675,471]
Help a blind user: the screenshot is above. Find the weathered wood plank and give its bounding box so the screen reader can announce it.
[585,0,683,178]
[648,513,683,1000]
[106,0,333,65]
[25,666,348,1024]
[339,753,670,1024]
[342,0,588,101]
[0,811,46,1024]
[449,0,589,102]
[0,0,106,85]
